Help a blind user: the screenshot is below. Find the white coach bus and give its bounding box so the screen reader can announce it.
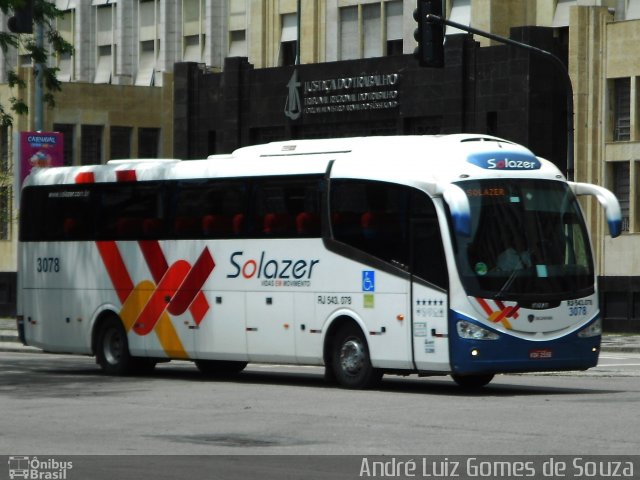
[17,134,621,388]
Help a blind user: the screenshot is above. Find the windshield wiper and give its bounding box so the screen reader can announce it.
[493,268,519,300]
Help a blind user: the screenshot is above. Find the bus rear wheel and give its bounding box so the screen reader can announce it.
[195,360,248,377]
[451,373,494,389]
[332,324,382,389]
[96,316,133,375]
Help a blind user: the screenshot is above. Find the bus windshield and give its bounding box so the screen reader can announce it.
[450,179,594,302]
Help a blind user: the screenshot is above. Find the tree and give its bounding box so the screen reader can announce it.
[0,0,73,127]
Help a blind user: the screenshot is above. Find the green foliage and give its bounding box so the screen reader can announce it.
[1,0,73,127]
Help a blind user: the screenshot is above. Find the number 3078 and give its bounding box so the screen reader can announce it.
[36,257,60,273]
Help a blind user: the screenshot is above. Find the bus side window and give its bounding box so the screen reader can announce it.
[97,183,164,240]
[172,179,247,239]
[330,180,409,267]
[253,177,322,238]
[24,186,94,241]
[20,188,43,241]
[410,191,448,289]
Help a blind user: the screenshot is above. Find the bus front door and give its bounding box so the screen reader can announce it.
[410,219,450,372]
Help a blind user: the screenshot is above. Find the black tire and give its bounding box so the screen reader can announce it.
[451,373,494,389]
[95,315,133,375]
[195,360,248,377]
[331,324,382,389]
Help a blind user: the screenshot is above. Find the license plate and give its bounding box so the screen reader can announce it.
[529,349,553,359]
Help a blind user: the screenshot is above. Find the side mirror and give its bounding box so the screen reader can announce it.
[569,182,622,238]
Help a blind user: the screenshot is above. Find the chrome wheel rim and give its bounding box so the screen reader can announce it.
[339,338,365,375]
[103,328,123,366]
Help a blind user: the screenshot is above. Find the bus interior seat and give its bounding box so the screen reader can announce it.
[263,213,293,235]
[296,211,320,236]
[202,214,232,236]
[232,213,245,235]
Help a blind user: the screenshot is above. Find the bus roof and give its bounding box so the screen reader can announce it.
[22,134,565,188]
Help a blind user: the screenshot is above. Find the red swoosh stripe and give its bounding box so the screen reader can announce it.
[168,247,214,316]
[96,241,134,304]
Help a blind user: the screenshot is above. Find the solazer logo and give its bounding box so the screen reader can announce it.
[227,251,320,283]
[8,456,73,480]
[467,152,541,171]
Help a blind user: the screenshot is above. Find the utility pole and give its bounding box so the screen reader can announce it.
[296,0,301,65]
[425,14,575,181]
[34,21,44,131]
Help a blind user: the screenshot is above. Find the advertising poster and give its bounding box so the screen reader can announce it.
[19,131,64,185]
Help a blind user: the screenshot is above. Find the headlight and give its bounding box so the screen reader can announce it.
[577,318,602,338]
[456,320,499,340]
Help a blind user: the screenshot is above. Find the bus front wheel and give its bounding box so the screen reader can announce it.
[96,316,133,375]
[332,324,382,389]
[451,373,494,389]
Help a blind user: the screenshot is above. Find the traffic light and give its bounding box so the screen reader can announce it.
[7,0,34,34]
[413,0,444,68]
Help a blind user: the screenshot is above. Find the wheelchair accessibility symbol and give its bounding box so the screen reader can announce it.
[362,271,375,292]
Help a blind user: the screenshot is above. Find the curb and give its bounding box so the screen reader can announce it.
[0,341,40,353]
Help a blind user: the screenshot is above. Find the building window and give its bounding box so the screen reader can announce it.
[339,6,358,60]
[614,78,631,141]
[279,13,297,66]
[552,0,575,27]
[138,128,160,158]
[612,161,630,232]
[362,3,381,58]
[110,126,132,160]
[137,40,157,86]
[183,0,204,62]
[95,4,115,84]
[447,0,471,35]
[81,125,103,165]
[628,0,640,20]
[385,0,403,55]
[95,45,113,84]
[137,0,159,86]
[229,30,246,57]
[229,0,247,56]
[53,123,74,166]
[57,10,74,81]
[340,2,401,60]
[183,35,202,62]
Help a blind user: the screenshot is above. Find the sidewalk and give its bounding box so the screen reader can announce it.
[2,317,639,354]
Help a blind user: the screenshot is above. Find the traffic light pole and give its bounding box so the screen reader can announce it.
[34,21,44,131]
[426,14,574,181]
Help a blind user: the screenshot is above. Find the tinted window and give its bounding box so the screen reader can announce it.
[330,180,447,288]
[21,175,324,241]
[171,180,247,238]
[21,186,94,241]
[254,177,322,238]
[96,182,165,240]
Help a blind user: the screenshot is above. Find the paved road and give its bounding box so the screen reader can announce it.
[2,351,639,458]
